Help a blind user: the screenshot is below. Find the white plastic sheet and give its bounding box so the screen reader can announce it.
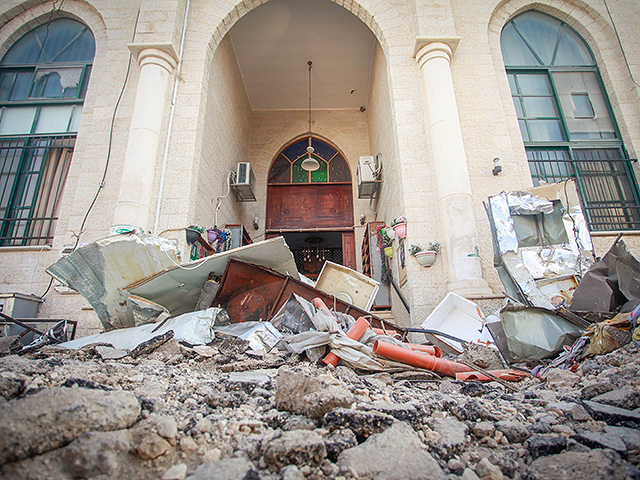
[60,308,224,350]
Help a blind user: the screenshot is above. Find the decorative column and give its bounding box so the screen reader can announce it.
[111,44,178,235]
[414,38,491,296]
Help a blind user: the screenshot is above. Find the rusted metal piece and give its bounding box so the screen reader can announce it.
[212,258,404,335]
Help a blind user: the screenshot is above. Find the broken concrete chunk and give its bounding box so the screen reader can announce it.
[274,366,355,420]
[185,457,257,480]
[429,417,469,459]
[321,408,395,438]
[582,399,640,426]
[323,428,357,461]
[591,387,640,411]
[495,420,531,444]
[263,430,327,472]
[61,430,130,478]
[0,387,140,464]
[525,434,567,459]
[337,422,446,480]
[524,449,626,480]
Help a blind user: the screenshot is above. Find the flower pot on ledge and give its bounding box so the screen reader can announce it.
[392,222,407,239]
[415,250,436,267]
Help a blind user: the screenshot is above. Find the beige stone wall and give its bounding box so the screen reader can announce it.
[1,0,640,336]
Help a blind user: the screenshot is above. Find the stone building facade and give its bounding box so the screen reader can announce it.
[1,0,639,336]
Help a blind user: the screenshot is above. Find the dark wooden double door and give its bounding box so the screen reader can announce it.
[266,183,355,274]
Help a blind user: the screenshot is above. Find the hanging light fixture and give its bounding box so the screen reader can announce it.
[301,60,320,172]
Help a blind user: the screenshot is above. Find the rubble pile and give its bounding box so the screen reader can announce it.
[2,182,640,479]
[1,336,639,480]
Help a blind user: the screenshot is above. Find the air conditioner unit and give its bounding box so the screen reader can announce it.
[232,162,256,202]
[357,155,381,198]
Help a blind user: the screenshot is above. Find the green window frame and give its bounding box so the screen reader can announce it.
[501,10,640,231]
[0,18,95,246]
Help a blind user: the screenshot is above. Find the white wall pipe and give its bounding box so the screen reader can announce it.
[153,0,191,234]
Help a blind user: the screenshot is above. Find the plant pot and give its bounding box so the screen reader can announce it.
[392,222,407,239]
[415,250,436,267]
[185,228,201,246]
[383,246,394,259]
[207,229,221,243]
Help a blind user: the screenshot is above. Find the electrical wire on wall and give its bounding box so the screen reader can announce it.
[70,7,141,251]
[213,171,234,228]
[603,0,640,88]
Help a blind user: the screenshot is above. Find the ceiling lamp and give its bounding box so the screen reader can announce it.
[302,61,320,172]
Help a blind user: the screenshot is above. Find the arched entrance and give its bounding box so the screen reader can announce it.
[266,135,355,278]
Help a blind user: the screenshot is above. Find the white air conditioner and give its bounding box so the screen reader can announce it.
[232,162,256,202]
[357,155,381,198]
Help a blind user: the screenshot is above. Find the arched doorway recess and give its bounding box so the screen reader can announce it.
[266,135,355,278]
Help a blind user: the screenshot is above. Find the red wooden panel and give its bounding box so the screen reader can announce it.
[342,231,356,270]
[267,184,353,230]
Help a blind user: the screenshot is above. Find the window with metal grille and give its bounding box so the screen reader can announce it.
[0,18,95,245]
[501,11,640,231]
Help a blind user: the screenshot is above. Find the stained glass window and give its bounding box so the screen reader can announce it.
[268,136,351,184]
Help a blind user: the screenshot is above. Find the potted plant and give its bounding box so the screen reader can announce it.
[376,224,393,259]
[409,241,440,267]
[206,226,229,253]
[185,224,204,246]
[391,216,407,239]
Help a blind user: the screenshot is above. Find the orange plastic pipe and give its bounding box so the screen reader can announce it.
[323,317,371,366]
[373,340,473,377]
[406,344,443,357]
[313,297,332,313]
[372,327,402,338]
[455,369,529,382]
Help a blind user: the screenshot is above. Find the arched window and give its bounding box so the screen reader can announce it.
[268,135,351,185]
[501,11,640,231]
[0,18,95,245]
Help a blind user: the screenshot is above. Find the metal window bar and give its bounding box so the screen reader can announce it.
[0,135,75,246]
[527,149,640,231]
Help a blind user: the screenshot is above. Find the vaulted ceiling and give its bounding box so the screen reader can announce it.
[229,0,377,111]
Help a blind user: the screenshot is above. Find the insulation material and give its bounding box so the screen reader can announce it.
[487,180,594,309]
[60,308,226,350]
[46,232,179,331]
[490,306,584,363]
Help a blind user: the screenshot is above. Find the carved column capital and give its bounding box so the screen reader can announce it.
[414,37,460,68]
[128,43,179,72]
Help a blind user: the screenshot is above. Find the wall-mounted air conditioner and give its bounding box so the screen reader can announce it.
[357,155,381,199]
[232,162,256,202]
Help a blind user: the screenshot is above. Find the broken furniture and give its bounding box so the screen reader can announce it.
[211,258,403,335]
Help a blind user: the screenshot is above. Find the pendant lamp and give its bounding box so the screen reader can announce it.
[301,61,320,172]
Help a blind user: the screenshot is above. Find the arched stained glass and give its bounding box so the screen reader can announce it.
[268,136,351,184]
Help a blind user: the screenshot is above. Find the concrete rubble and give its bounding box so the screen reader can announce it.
[1,182,640,479]
[0,338,639,480]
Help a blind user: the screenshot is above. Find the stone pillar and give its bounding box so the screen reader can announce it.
[111,44,178,235]
[415,38,491,296]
